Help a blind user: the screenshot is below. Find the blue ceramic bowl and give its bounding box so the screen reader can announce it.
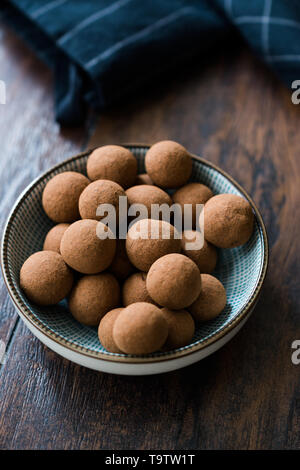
[1,145,268,375]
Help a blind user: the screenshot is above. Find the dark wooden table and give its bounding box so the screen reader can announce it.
[0,22,299,450]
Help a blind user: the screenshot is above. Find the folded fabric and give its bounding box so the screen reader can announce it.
[2,0,300,125]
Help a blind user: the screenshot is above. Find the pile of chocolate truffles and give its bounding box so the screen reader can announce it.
[20,141,254,355]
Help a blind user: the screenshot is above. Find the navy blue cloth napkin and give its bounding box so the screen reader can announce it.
[2,0,300,125]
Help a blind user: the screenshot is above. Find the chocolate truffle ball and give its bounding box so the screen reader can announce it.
[69,273,120,326]
[181,230,218,273]
[126,219,181,272]
[98,308,123,353]
[173,183,213,227]
[189,274,226,322]
[204,194,254,248]
[145,141,192,188]
[126,185,172,220]
[122,272,156,306]
[146,253,201,309]
[160,308,195,349]
[135,173,153,185]
[87,145,137,188]
[79,179,126,221]
[109,239,135,281]
[60,219,116,274]
[42,171,90,223]
[113,302,168,354]
[43,223,70,253]
[20,251,73,306]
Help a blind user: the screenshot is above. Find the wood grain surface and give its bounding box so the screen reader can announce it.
[0,22,299,450]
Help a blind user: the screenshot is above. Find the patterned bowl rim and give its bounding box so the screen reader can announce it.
[1,144,269,364]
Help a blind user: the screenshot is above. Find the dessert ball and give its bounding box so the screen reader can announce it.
[189,274,226,322]
[145,141,192,188]
[146,253,201,309]
[181,230,217,273]
[135,173,153,185]
[126,219,181,271]
[160,308,195,349]
[69,273,120,326]
[42,171,89,223]
[204,194,254,248]
[172,183,213,227]
[43,223,70,253]
[60,219,116,274]
[126,185,172,220]
[20,251,73,306]
[98,308,123,353]
[122,272,156,306]
[87,145,137,188]
[109,239,135,281]
[79,179,126,222]
[113,302,168,354]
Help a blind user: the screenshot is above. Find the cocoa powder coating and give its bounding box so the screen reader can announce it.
[43,223,70,253]
[126,218,181,271]
[69,273,120,326]
[146,253,202,309]
[204,194,254,248]
[79,179,126,221]
[20,251,73,306]
[135,173,153,185]
[60,219,116,274]
[42,171,89,223]
[160,308,195,349]
[113,302,168,354]
[122,272,156,306]
[181,230,218,273]
[126,184,172,220]
[87,145,137,188]
[145,141,192,188]
[98,308,123,353]
[173,183,213,227]
[189,274,226,322]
